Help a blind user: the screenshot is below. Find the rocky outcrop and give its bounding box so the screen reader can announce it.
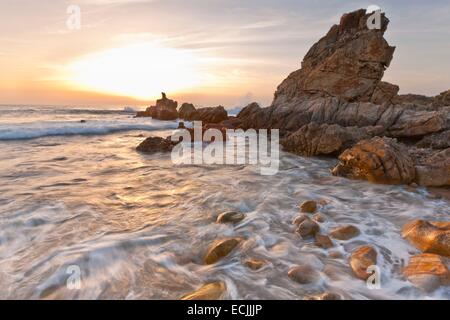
[272,9,394,105]
[232,9,449,188]
[433,89,450,107]
[288,265,321,284]
[178,104,229,124]
[401,220,450,257]
[136,93,179,120]
[180,282,226,300]
[136,136,177,153]
[403,254,449,292]
[281,123,372,156]
[197,106,228,124]
[331,137,416,184]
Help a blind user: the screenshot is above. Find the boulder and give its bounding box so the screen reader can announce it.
[197,106,228,124]
[413,148,450,187]
[136,136,177,153]
[216,211,245,224]
[349,245,377,280]
[403,253,449,292]
[178,103,199,121]
[300,200,317,213]
[288,265,321,284]
[281,123,371,157]
[331,137,416,184]
[329,225,360,240]
[315,234,334,249]
[296,219,320,238]
[401,220,450,257]
[272,9,394,106]
[312,214,325,223]
[180,281,226,300]
[203,238,242,265]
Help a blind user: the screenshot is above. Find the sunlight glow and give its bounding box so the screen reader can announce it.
[65,43,205,100]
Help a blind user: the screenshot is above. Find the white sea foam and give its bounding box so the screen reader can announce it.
[0,119,178,140]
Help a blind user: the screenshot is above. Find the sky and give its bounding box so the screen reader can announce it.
[0,0,449,108]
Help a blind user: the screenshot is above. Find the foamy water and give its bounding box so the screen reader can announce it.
[0,105,449,299]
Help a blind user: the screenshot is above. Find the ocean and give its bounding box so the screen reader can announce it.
[0,105,448,299]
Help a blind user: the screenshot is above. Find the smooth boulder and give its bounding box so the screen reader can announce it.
[203,238,242,265]
[401,220,450,257]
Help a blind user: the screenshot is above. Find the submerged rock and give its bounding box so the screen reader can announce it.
[349,245,377,280]
[216,211,245,224]
[304,292,342,300]
[329,225,360,240]
[315,234,334,249]
[331,137,416,184]
[300,200,317,213]
[288,265,321,284]
[401,220,450,257]
[296,219,320,238]
[403,253,449,292]
[243,258,266,270]
[180,281,226,300]
[136,93,179,120]
[178,103,198,121]
[136,136,177,153]
[203,238,242,265]
[272,9,394,105]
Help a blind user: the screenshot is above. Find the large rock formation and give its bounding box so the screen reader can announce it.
[272,9,395,105]
[234,8,450,187]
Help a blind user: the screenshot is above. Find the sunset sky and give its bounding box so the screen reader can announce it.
[1,0,449,108]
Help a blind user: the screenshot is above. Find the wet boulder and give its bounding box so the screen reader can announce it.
[349,245,377,280]
[401,220,450,257]
[331,137,416,184]
[403,253,449,292]
[296,219,320,238]
[216,211,245,224]
[136,136,177,153]
[329,225,360,240]
[203,238,242,265]
[243,258,266,270]
[178,103,199,121]
[288,265,321,284]
[180,281,226,300]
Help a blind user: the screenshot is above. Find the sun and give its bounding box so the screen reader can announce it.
[65,42,204,100]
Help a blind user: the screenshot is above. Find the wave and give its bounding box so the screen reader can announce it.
[0,119,178,140]
[0,106,138,116]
